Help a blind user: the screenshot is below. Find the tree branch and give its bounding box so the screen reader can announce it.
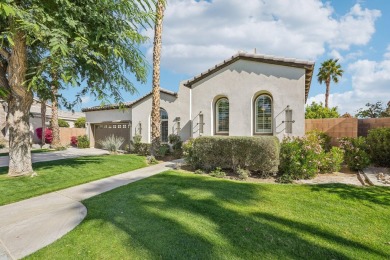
[0,48,10,61]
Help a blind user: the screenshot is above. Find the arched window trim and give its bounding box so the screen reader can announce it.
[254,94,273,135]
[215,97,229,135]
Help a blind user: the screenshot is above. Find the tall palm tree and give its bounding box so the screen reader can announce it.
[151,0,166,157]
[317,59,344,108]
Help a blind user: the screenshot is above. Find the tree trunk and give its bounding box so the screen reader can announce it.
[150,0,165,157]
[7,30,34,176]
[325,79,330,108]
[50,82,61,149]
[41,99,46,147]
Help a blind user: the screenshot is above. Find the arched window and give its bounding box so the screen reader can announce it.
[160,108,168,143]
[254,95,272,134]
[215,98,229,134]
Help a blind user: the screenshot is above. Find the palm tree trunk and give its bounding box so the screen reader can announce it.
[50,78,61,149]
[41,99,46,147]
[150,0,165,157]
[7,29,34,176]
[325,80,330,108]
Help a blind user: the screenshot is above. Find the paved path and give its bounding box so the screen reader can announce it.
[0,148,109,167]
[0,161,178,259]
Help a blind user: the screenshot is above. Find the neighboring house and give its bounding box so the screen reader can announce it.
[82,52,315,149]
[0,98,85,144]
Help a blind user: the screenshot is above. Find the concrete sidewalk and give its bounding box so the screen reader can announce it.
[0,161,177,259]
[0,148,109,167]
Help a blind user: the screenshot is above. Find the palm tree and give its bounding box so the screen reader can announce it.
[150,0,166,157]
[317,59,344,108]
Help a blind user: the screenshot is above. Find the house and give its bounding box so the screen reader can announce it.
[82,52,315,149]
[0,98,85,144]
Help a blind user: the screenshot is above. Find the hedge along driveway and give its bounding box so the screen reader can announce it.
[0,154,147,206]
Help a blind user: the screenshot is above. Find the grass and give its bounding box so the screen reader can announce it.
[29,170,390,259]
[0,154,147,206]
[0,148,53,157]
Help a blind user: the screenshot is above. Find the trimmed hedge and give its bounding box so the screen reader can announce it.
[366,127,390,167]
[183,136,279,174]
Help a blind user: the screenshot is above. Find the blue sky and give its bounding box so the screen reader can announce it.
[67,0,390,115]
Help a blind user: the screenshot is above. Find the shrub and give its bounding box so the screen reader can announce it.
[339,137,370,171]
[74,117,86,128]
[306,130,331,152]
[35,127,53,144]
[194,169,205,174]
[70,136,78,146]
[319,147,344,173]
[147,156,158,164]
[98,134,124,153]
[210,167,226,178]
[158,144,170,157]
[58,119,70,127]
[169,134,182,150]
[184,136,279,174]
[77,135,90,148]
[236,167,250,180]
[366,127,390,167]
[135,143,151,156]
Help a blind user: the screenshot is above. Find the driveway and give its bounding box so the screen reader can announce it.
[0,148,109,167]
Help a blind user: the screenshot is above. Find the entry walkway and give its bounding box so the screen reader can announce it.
[0,161,177,259]
[0,148,109,168]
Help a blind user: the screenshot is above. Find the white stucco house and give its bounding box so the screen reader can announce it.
[82,52,315,149]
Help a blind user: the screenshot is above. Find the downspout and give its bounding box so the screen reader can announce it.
[189,87,192,138]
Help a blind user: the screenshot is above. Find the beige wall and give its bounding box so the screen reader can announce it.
[59,127,86,146]
[358,118,390,136]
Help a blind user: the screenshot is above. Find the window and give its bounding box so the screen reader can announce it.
[160,108,168,143]
[215,98,229,134]
[285,109,293,134]
[254,95,272,134]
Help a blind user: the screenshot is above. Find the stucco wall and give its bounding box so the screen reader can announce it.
[190,60,306,140]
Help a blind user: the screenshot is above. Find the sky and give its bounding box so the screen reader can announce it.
[71,0,390,115]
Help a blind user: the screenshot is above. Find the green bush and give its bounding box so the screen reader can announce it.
[158,144,170,157]
[58,119,70,128]
[306,130,332,152]
[77,135,90,148]
[319,147,344,173]
[169,134,182,150]
[339,137,371,171]
[236,167,250,180]
[210,167,226,178]
[184,136,279,174]
[366,127,390,167]
[74,117,86,128]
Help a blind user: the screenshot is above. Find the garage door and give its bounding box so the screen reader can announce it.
[94,123,131,150]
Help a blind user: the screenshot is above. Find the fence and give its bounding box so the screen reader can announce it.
[305,117,390,146]
[59,127,86,146]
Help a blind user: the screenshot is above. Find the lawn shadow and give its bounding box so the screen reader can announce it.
[78,172,383,259]
[310,183,390,207]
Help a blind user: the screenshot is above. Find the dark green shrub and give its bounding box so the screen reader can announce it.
[77,135,90,148]
[158,144,170,157]
[366,127,390,167]
[136,143,151,156]
[74,117,86,128]
[319,147,344,173]
[184,136,279,174]
[339,137,371,171]
[210,167,226,178]
[58,119,70,128]
[169,134,182,150]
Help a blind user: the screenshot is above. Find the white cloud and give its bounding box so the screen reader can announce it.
[81,96,91,104]
[144,0,380,75]
[308,49,390,114]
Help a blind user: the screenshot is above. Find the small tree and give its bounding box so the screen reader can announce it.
[74,117,86,128]
[305,102,340,119]
[58,119,69,127]
[355,101,389,118]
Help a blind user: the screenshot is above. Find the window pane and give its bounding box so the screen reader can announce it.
[256,95,272,133]
[217,98,229,133]
[161,121,168,142]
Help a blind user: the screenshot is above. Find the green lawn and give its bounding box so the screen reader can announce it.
[0,148,53,157]
[0,154,147,206]
[29,171,390,259]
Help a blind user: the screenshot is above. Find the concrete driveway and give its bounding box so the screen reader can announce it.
[0,148,109,167]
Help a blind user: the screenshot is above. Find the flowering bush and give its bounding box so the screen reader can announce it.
[366,127,390,167]
[35,127,53,144]
[70,136,78,146]
[339,137,370,171]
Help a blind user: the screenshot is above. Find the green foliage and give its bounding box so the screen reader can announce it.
[355,101,390,118]
[194,169,205,175]
[236,167,250,180]
[279,131,344,183]
[58,119,70,127]
[77,135,90,149]
[147,156,158,165]
[305,102,340,119]
[168,134,182,150]
[98,135,125,153]
[306,130,332,152]
[132,135,150,156]
[366,127,390,167]
[339,137,371,171]
[74,117,86,128]
[158,144,170,157]
[209,167,226,178]
[184,136,279,174]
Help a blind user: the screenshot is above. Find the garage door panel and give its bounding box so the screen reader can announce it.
[94,123,131,150]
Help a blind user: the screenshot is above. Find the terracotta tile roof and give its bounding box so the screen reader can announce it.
[82,88,177,112]
[183,52,315,101]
